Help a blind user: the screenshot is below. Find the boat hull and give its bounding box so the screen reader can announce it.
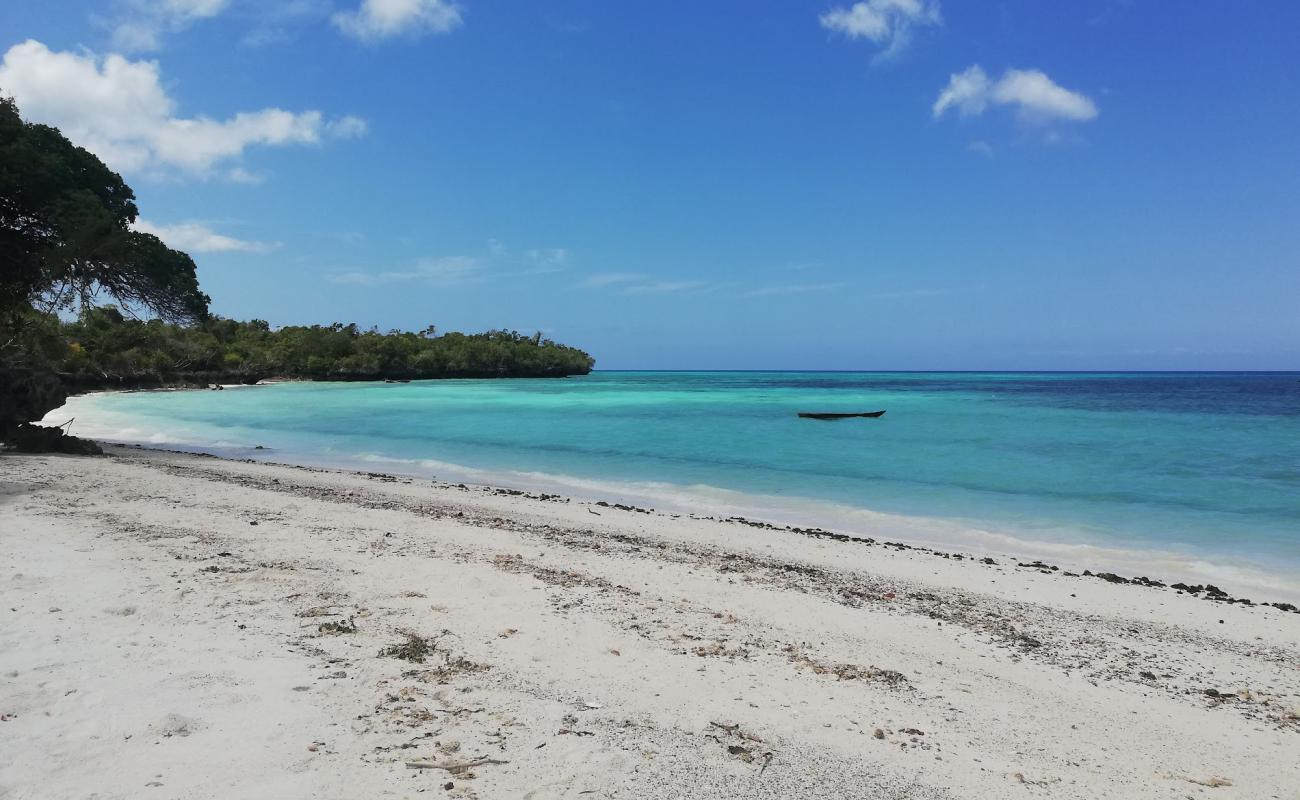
[797,411,886,420]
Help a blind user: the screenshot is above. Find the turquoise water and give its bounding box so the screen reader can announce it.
[51,372,1300,591]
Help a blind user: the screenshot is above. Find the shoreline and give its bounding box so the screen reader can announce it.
[118,442,1300,613]
[39,382,1300,606]
[40,381,1300,608]
[50,368,593,401]
[2,445,1298,798]
[40,384,1300,607]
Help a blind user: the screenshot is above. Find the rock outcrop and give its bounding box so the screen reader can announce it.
[8,423,102,455]
[0,368,67,440]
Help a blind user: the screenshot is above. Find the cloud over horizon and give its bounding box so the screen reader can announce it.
[933,65,1098,123]
[820,0,942,61]
[0,40,366,180]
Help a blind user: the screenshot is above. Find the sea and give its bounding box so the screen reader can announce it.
[45,371,1300,599]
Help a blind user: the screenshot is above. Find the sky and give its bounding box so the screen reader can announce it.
[3,1,1299,370]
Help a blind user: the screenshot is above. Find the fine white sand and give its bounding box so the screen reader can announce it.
[2,445,1297,799]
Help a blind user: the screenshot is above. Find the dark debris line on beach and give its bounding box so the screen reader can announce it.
[107,445,1300,732]
[116,444,1294,613]
[711,520,1294,614]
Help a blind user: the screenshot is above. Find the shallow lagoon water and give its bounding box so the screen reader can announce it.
[50,371,1300,594]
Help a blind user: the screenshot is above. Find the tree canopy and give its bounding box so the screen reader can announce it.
[0,94,209,325]
[50,309,594,383]
[0,93,593,446]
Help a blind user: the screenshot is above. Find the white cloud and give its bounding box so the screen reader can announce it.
[576,273,713,295]
[329,255,482,287]
[578,272,645,288]
[326,115,369,139]
[226,167,265,184]
[991,69,1099,122]
[622,280,709,295]
[820,0,941,60]
[932,64,991,117]
[527,248,568,268]
[240,0,336,47]
[862,288,946,300]
[110,0,230,52]
[933,65,1098,123]
[328,241,568,286]
[132,219,279,253]
[333,0,463,42]
[967,140,994,158]
[0,40,366,179]
[505,247,569,276]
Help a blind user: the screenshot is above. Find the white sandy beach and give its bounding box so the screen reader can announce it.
[2,445,1298,799]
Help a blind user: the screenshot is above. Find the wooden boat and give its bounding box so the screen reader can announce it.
[797,410,886,420]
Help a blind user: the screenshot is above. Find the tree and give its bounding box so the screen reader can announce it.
[0,93,597,448]
[2,93,209,445]
[0,94,209,326]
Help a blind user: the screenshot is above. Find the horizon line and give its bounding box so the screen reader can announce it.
[589,369,1300,375]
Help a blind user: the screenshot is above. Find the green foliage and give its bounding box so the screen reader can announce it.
[0,92,590,441]
[48,308,594,382]
[0,94,209,325]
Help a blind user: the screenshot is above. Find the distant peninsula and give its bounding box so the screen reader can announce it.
[1,94,592,450]
[49,308,595,390]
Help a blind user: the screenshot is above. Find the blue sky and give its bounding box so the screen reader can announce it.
[3,1,1298,370]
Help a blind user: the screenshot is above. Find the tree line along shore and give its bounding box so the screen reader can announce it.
[0,94,593,451]
[32,307,595,387]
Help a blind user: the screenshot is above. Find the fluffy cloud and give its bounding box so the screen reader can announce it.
[132,219,278,253]
[820,0,941,60]
[110,0,230,52]
[333,0,463,42]
[933,65,1098,123]
[98,0,464,49]
[932,65,992,117]
[0,40,365,179]
[992,69,1099,121]
[325,115,370,139]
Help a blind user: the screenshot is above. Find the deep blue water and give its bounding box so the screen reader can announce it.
[51,371,1300,590]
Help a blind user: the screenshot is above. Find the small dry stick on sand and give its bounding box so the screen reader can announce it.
[405,757,510,771]
[1160,772,1233,788]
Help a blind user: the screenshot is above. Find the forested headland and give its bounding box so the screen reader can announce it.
[38,309,595,387]
[0,93,592,451]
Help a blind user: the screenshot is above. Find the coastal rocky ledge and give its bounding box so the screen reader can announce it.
[2,445,1296,799]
